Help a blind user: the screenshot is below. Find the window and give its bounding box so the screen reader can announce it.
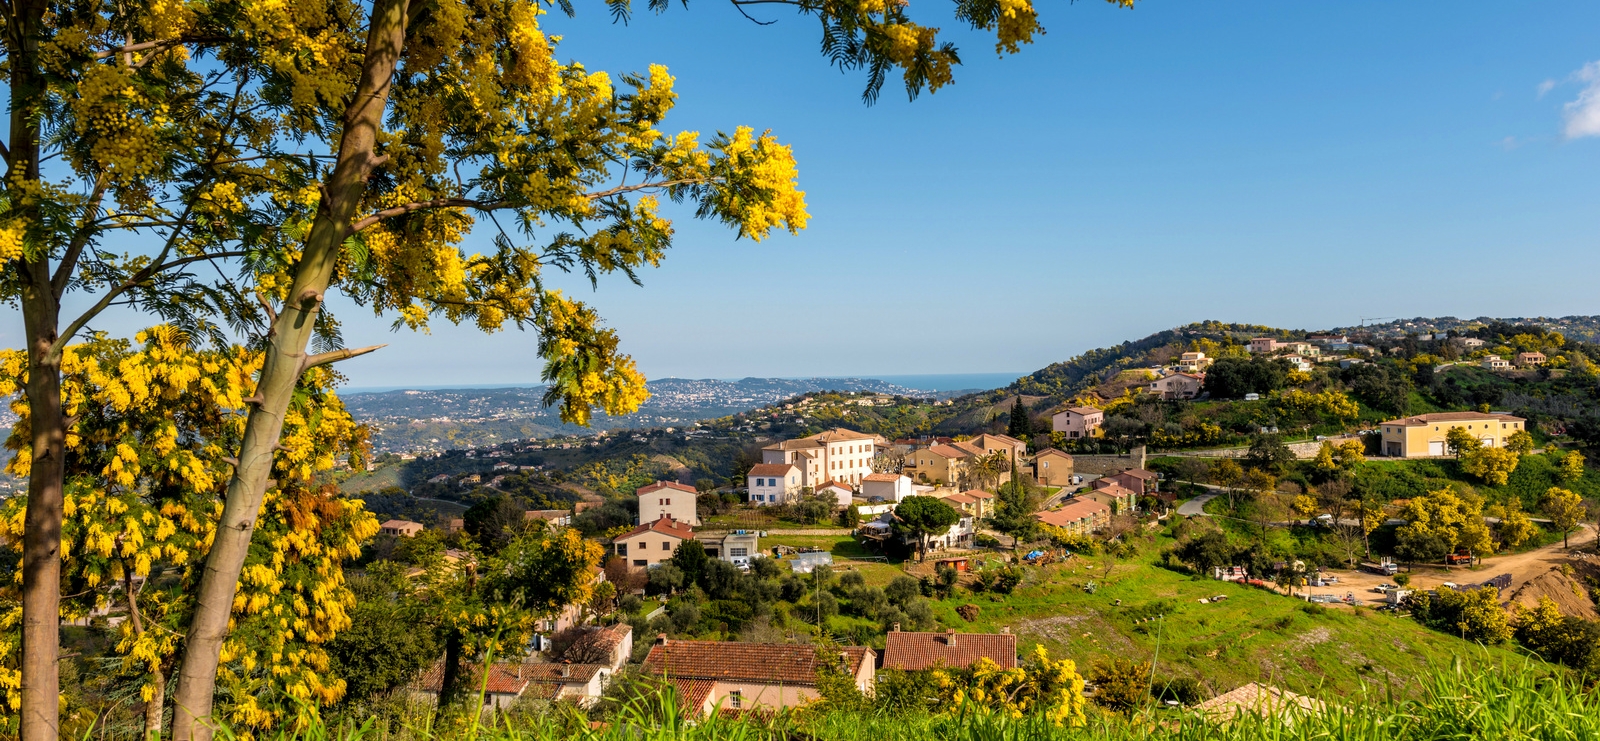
[662,541,671,550]
[731,548,748,557]
[617,543,628,555]
[729,691,743,709]
[1043,461,1050,469]
[633,559,647,567]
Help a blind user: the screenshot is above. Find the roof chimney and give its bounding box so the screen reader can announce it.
[516,664,523,679]
[1000,626,1010,634]
[656,633,669,646]
[945,628,956,646]
[562,665,571,678]
[891,622,901,632]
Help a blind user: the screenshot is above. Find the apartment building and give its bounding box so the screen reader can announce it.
[761,427,881,486]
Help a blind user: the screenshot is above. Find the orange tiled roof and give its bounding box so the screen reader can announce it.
[1033,498,1109,527]
[747,463,798,477]
[1380,411,1525,426]
[863,473,904,483]
[615,515,694,542]
[637,480,696,495]
[882,630,1016,671]
[642,639,872,687]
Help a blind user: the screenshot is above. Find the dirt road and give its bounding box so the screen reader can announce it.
[1292,525,1596,608]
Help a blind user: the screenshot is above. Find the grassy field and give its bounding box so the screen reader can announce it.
[911,533,1542,701]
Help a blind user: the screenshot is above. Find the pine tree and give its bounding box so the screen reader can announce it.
[1008,397,1034,439]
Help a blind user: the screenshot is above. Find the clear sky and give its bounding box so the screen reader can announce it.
[10,1,1600,387]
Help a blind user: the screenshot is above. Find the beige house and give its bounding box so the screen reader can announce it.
[952,433,1029,481]
[1378,411,1527,458]
[815,480,855,508]
[1033,497,1110,535]
[613,516,694,569]
[1080,483,1135,514]
[380,520,425,537]
[761,427,881,486]
[1516,352,1547,367]
[637,480,699,525]
[1050,406,1104,440]
[746,463,802,505]
[1179,351,1214,372]
[908,443,970,485]
[1149,372,1205,400]
[861,473,914,502]
[641,636,875,716]
[1481,355,1511,371]
[694,531,760,567]
[1098,468,1158,495]
[1249,337,1284,353]
[1031,448,1074,487]
[524,509,573,528]
[939,490,995,519]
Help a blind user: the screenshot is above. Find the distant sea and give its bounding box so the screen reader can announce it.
[852,373,1022,393]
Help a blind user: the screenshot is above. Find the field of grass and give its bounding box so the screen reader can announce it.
[916,533,1543,702]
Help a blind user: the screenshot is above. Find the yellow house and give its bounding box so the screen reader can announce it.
[908,444,970,485]
[1378,411,1526,458]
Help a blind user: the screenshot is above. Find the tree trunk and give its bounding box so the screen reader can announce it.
[13,0,62,734]
[433,631,464,726]
[167,2,410,738]
[126,570,164,739]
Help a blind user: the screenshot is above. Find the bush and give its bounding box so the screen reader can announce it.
[1089,657,1151,712]
[956,604,980,622]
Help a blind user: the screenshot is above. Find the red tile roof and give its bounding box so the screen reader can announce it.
[637,480,696,495]
[1033,498,1109,527]
[941,492,978,505]
[962,489,996,500]
[418,662,528,695]
[816,480,852,491]
[862,473,904,483]
[924,444,970,459]
[1033,448,1073,460]
[1380,411,1525,426]
[747,463,798,477]
[642,639,873,686]
[882,630,1017,671]
[519,663,604,683]
[668,678,716,712]
[615,515,694,542]
[1117,468,1159,480]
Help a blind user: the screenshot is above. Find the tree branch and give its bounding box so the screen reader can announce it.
[350,198,503,232]
[301,344,386,371]
[584,178,707,200]
[46,249,247,362]
[52,179,108,299]
[93,36,228,59]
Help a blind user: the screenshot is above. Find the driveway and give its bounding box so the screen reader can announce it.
[1177,493,1216,516]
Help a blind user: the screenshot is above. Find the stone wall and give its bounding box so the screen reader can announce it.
[1158,440,1331,460]
[1071,446,1147,476]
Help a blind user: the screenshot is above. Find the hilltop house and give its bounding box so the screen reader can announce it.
[1517,351,1547,367]
[938,490,995,520]
[861,473,914,502]
[882,627,1017,671]
[1050,406,1104,440]
[1249,337,1284,353]
[1149,372,1205,400]
[746,463,802,505]
[761,428,881,486]
[613,516,694,569]
[524,509,572,528]
[1097,468,1158,495]
[1481,355,1511,371]
[1378,411,1526,458]
[815,480,855,508]
[694,531,760,568]
[1081,483,1137,514]
[641,636,876,715]
[1031,448,1074,487]
[380,520,424,537]
[637,480,699,525]
[1179,351,1214,372]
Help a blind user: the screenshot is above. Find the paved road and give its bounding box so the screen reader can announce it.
[1177,493,1216,516]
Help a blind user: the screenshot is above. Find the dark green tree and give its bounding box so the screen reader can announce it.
[1175,531,1234,575]
[990,477,1041,550]
[669,539,712,588]
[894,496,962,560]
[1245,434,1294,473]
[326,563,441,703]
[463,495,527,553]
[1007,397,1034,439]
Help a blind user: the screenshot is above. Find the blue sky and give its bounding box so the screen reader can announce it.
[12,1,1600,387]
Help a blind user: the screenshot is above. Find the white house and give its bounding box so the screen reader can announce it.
[747,463,802,505]
[861,473,914,502]
[1051,406,1104,440]
[761,428,881,486]
[816,481,854,508]
[636,480,698,525]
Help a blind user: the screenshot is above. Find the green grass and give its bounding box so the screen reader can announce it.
[761,534,906,586]
[919,533,1543,702]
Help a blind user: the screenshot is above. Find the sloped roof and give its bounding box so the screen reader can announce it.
[519,663,604,684]
[862,473,905,483]
[1117,468,1158,480]
[747,463,798,477]
[642,639,873,686]
[566,624,631,661]
[1380,411,1525,426]
[667,678,716,712]
[1060,406,1103,416]
[923,444,970,459]
[963,490,995,500]
[417,661,528,695]
[1033,498,1110,527]
[883,630,1017,671]
[380,519,422,529]
[941,492,978,505]
[615,515,694,542]
[637,480,696,495]
[816,480,853,492]
[803,427,876,443]
[1033,447,1073,460]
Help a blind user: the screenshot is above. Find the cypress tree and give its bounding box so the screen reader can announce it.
[1007,396,1034,439]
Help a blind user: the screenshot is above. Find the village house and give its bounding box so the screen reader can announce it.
[1050,406,1104,439]
[414,662,528,711]
[1516,351,1547,367]
[907,443,971,485]
[379,520,424,537]
[746,463,802,505]
[1149,372,1205,400]
[761,427,881,486]
[641,636,876,715]
[1378,411,1527,458]
[637,480,699,525]
[613,516,694,569]
[882,627,1017,671]
[1480,355,1511,371]
[524,509,572,528]
[1032,497,1110,536]
[1452,336,1486,350]
[540,565,609,636]
[1031,448,1074,487]
[861,473,914,502]
[1081,482,1137,514]
[815,480,855,508]
[1097,468,1159,495]
[952,433,1029,472]
[1178,351,1214,372]
[416,624,630,711]
[1281,354,1313,372]
[694,531,761,568]
[938,490,995,520]
[1249,337,1284,353]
